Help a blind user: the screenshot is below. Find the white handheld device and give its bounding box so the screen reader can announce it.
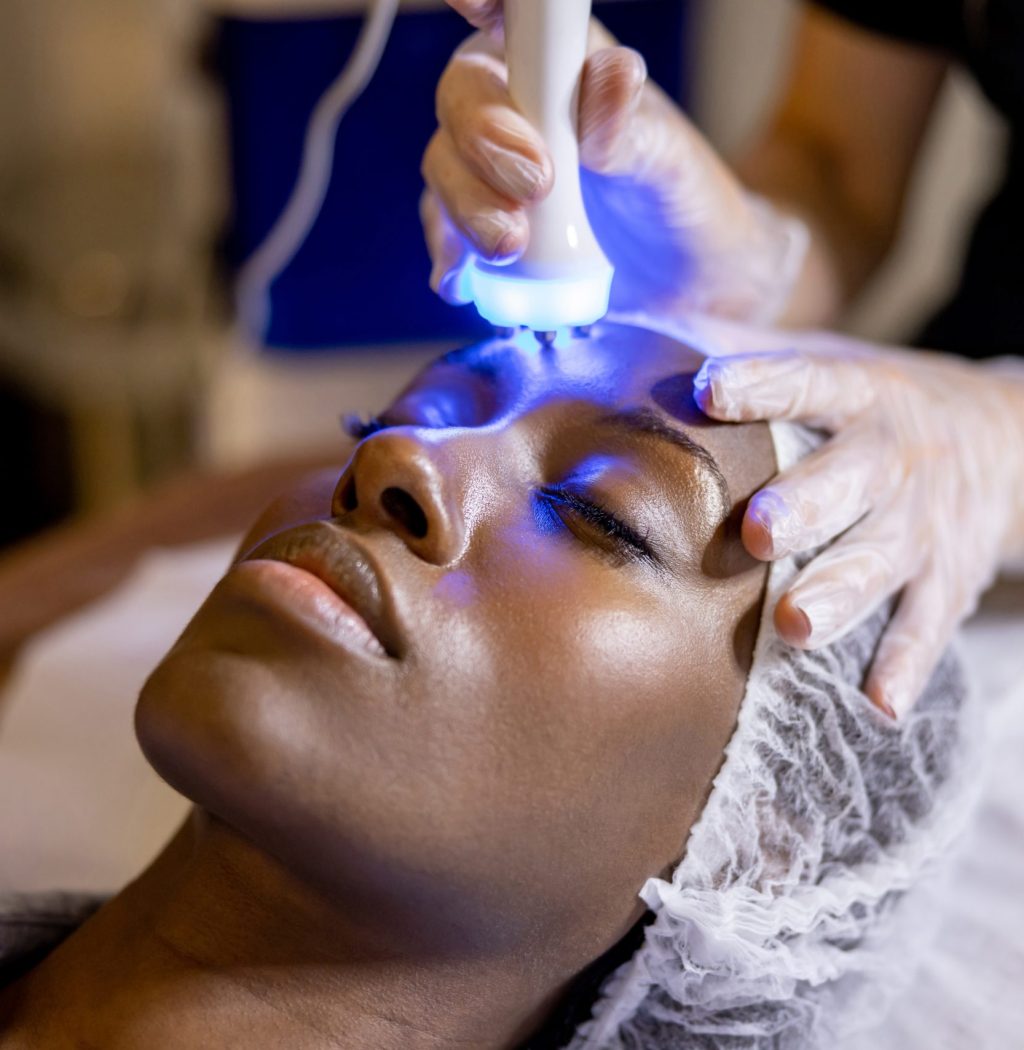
[467,0,614,341]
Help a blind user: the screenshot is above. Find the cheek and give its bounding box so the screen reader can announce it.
[440,531,741,893]
[491,567,733,806]
[472,518,721,708]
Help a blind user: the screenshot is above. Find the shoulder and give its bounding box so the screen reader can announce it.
[807,0,966,52]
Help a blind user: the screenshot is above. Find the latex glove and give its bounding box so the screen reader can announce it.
[421,6,808,323]
[689,319,1024,719]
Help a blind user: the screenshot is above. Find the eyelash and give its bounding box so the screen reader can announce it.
[343,414,390,441]
[538,487,656,565]
[344,416,656,566]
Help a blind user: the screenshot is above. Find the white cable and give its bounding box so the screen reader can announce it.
[235,0,401,344]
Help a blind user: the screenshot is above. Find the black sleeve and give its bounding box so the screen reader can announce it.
[807,0,964,52]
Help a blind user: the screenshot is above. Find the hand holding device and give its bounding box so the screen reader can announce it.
[422,4,808,331]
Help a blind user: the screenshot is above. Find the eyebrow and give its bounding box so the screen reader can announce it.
[437,345,512,381]
[598,407,730,509]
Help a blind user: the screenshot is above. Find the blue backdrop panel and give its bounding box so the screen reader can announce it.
[214,0,690,351]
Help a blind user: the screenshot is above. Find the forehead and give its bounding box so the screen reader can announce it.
[435,322,705,411]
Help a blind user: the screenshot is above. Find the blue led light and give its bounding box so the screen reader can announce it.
[468,260,613,332]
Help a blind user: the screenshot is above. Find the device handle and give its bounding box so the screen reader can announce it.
[504,0,606,277]
[468,0,613,330]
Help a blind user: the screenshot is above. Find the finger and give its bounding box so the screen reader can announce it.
[742,420,901,560]
[420,190,471,304]
[578,47,647,172]
[422,129,528,261]
[437,49,553,203]
[773,491,922,650]
[694,351,876,429]
[864,566,965,720]
[446,0,503,33]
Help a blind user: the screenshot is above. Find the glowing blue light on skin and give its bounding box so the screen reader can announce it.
[468,260,613,333]
[505,326,578,353]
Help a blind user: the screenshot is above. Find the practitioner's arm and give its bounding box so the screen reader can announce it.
[736,5,948,323]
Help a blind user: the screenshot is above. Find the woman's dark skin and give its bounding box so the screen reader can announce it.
[0,324,775,1049]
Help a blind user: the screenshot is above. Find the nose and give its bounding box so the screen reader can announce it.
[332,430,466,565]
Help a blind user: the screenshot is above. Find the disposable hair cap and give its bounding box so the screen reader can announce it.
[569,421,983,1049]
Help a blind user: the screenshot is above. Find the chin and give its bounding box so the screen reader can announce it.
[136,650,479,943]
[135,640,293,819]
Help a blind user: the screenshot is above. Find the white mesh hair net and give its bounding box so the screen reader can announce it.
[567,421,984,1050]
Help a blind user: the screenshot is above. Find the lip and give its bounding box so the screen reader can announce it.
[241,522,404,659]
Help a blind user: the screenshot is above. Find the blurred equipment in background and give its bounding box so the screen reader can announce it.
[0,0,220,545]
[234,0,401,345]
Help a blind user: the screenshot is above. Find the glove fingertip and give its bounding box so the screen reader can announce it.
[693,360,742,421]
[866,636,934,720]
[773,594,813,648]
[868,630,939,721]
[692,360,714,407]
[741,498,777,561]
[864,674,902,722]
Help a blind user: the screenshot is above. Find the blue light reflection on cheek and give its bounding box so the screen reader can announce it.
[433,570,476,608]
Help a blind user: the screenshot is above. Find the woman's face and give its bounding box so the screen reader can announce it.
[138,324,775,967]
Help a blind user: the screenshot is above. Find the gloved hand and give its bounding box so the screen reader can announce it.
[689,319,1024,719]
[422,3,808,324]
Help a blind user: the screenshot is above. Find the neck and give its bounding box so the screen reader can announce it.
[0,813,566,1050]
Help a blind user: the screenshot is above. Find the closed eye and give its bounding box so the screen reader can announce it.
[343,402,461,440]
[537,487,658,566]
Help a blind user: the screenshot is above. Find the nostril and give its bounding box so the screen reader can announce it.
[381,487,428,540]
[338,477,358,512]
